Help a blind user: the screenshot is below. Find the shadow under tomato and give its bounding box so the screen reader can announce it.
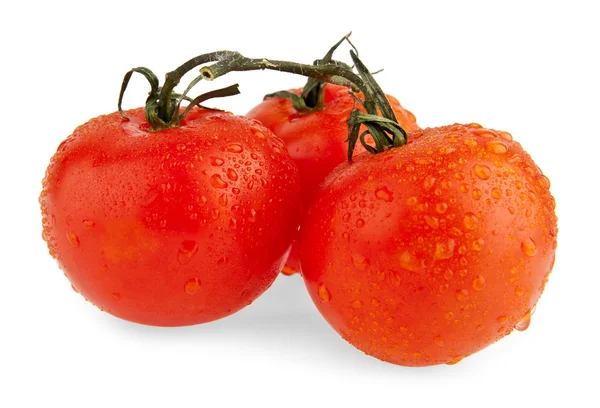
[99,274,473,374]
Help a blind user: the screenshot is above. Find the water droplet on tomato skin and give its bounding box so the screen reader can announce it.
[515,310,532,331]
[375,186,393,202]
[463,213,478,230]
[351,300,363,308]
[82,219,95,229]
[455,289,469,302]
[521,237,537,256]
[111,293,121,301]
[318,284,331,302]
[352,253,370,270]
[446,356,464,365]
[225,143,243,153]
[472,275,486,291]
[472,238,485,251]
[486,140,509,154]
[474,164,491,180]
[184,278,201,294]
[210,174,228,189]
[66,231,80,247]
[227,168,239,181]
[210,157,224,166]
[356,219,365,228]
[177,240,199,264]
[434,239,455,260]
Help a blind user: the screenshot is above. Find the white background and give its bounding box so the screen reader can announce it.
[1,1,598,407]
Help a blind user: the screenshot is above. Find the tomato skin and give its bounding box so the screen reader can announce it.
[248,84,420,274]
[300,123,557,366]
[40,107,301,326]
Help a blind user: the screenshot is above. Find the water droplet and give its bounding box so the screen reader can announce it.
[342,213,351,222]
[66,231,80,247]
[229,218,237,229]
[371,298,380,307]
[218,193,228,207]
[227,168,239,181]
[445,311,455,320]
[225,143,243,153]
[474,164,491,180]
[492,187,502,199]
[538,175,551,189]
[515,286,524,297]
[472,275,486,291]
[398,251,423,272]
[375,186,393,202]
[521,237,537,256]
[464,138,478,147]
[142,188,160,206]
[497,315,508,323]
[111,292,121,301]
[352,253,370,270]
[424,215,439,229]
[248,208,257,222]
[486,140,509,154]
[210,157,224,166]
[198,195,208,206]
[342,232,350,242]
[71,284,79,294]
[210,174,228,189]
[472,238,485,251]
[446,356,463,365]
[439,284,449,293]
[82,219,95,229]
[463,213,478,230]
[434,335,444,346]
[211,209,220,219]
[435,239,455,260]
[515,310,532,331]
[177,240,199,264]
[472,188,482,200]
[356,218,365,228]
[436,202,448,214]
[423,176,437,191]
[444,269,453,280]
[439,146,457,155]
[185,278,201,294]
[318,284,331,302]
[217,256,229,264]
[406,196,417,206]
[352,300,363,308]
[455,289,469,302]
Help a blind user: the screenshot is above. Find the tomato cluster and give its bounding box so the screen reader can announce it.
[40,44,557,366]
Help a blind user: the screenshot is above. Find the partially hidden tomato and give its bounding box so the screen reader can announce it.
[247,83,420,274]
[40,107,301,326]
[299,123,558,366]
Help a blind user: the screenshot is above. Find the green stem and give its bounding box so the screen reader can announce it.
[120,48,407,160]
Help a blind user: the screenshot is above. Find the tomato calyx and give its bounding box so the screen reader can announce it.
[117,42,408,154]
[118,66,241,131]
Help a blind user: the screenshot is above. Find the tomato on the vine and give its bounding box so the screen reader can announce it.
[299,123,557,366]
[248,83,420,274]
[40,107,301,326]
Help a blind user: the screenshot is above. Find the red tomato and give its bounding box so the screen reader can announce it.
[247,84,420,274]
[299,123,557,366]
[40,107,301,326]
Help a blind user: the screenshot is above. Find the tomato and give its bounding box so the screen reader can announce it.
[40,107,301,326]
[299,123,557,366]
[247,83,420,274]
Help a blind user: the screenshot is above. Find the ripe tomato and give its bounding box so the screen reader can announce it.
[299,123,557,366]
[40,107,301,326]
[247,83,420,274]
